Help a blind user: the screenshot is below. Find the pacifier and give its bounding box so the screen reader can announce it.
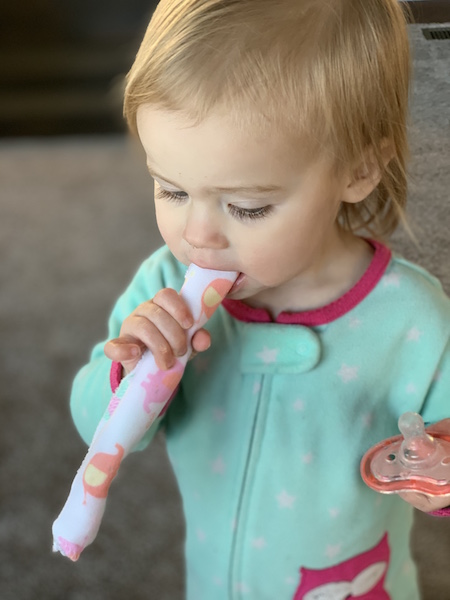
[361,412,450,495]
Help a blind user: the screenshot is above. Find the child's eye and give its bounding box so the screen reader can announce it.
[156,188,188,203]
[228,204,273,221]
[156,188,272,222]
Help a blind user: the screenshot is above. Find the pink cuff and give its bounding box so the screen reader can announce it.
[109,360,178,417]
[110,361,123,393]
[428,507,450,517]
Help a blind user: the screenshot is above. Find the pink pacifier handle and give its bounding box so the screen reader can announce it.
[361,412,450,496]
[52,264,238,561]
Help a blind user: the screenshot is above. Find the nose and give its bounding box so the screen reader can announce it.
[183,205,228,251]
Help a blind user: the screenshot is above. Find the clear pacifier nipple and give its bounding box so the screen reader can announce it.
[398,412,438,467]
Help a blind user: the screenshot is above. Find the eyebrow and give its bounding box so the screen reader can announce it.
[146,164,283,195]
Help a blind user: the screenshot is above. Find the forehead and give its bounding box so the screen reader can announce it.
[136,105,325,187]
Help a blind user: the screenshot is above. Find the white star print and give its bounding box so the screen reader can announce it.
[406,327,422,342]
[196,529,207,542]
[277,490,296,509]
[402,560,414,575]
[212,407,226,422]
[234,582,251,594]
[253,381,261,394]
[349,316,362,329]
[337,364,359,383]
[251,537,267,549]
[383,272,400,287]
[406,382,417,394]
[329,507,340,518]
[325,543,342,559]
[212,456,226,474]
[256,346,279,364]
[302,452,314,464]
[213,576,224,587]
[285,576,297,586]
[293,399,305,411]
[362,413,373,427]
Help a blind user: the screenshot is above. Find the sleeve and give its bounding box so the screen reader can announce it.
[70,245,186,447]
[421,336,450,426]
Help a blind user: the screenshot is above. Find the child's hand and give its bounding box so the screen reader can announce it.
[398,490,450,513]
[398,418,450,513]
[104,288,211,374]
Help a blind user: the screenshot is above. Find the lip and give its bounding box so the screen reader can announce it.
[228,272,246,295]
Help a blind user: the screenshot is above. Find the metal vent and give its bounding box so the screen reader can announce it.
[422,27,450,40]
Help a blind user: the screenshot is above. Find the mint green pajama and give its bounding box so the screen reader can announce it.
[71,243,450,599]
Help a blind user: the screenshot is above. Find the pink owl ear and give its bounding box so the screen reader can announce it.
[295,534,390,600]
[202,278,235,318]
[303,581,351,600]
[352,562,387,596]
[301,563,388,600]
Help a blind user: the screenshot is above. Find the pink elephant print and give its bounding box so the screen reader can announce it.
[140,360,184,414]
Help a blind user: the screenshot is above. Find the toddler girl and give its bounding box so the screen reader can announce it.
[70,0,450,598]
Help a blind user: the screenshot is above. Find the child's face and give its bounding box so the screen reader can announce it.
[137,105,352,311]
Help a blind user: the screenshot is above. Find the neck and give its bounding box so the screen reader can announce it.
[246,232,374,318]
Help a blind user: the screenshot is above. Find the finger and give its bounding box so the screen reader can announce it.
[134,296,193,353]
[398,491,450,513]
[121,314,187,370]
[191,329,211,353]
[152,288,194,329]
[397,491,431,512]
[126,304,190,359]
[426,418,450,436]
[104,335,146,375]
[104,335,145,362]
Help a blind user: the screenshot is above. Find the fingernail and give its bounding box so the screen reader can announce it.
[130,346,141,357]
[182,317,193,329]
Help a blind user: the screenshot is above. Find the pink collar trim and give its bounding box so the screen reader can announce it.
[222,239,391,326]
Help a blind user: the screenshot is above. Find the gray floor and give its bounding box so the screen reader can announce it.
[1,24,449,600]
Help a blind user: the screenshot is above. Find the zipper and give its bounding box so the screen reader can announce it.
[228,374,269,598]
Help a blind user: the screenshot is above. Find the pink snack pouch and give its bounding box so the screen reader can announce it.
[52,264,237,561]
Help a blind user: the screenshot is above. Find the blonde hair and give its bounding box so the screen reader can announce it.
[124,0,412,239]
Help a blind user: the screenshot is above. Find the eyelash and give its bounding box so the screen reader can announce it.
[155,188,273,221]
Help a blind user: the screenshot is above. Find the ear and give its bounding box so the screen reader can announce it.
[342,140,395,205]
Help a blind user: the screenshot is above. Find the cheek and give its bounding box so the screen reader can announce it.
[242,219,302,260]
[154,205,191,265]
[240,238,297,282]
[155,203,179,240]
[236,218,314,283]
